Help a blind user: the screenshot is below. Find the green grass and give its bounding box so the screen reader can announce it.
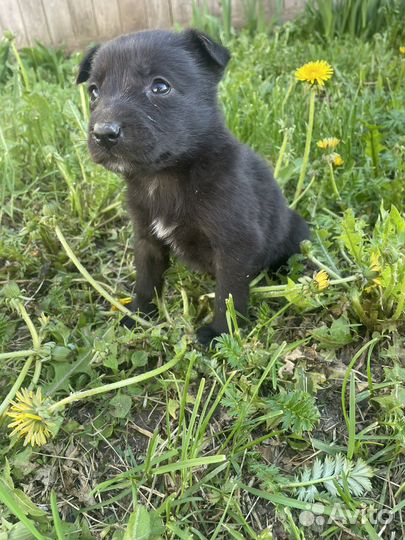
[299,0,405,42]
[1,14,405,540]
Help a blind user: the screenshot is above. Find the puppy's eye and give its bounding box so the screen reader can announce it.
[151,78,171,95]
[89,84,99,101]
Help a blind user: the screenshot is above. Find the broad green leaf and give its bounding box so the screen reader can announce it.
[123,503,164,540]
[311,315,355,350]
[123,504,151,540]
[339,209,364,264]
[167,398,179,419]
[109,393,132,418]
[45,349,93,394]
[131,351,148,368]
[0,480,48,540]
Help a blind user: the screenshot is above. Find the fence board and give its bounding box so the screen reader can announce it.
[93,0,122,39]
[118,0,148,34]
[42,0,75,45]
[68,0,98,44]
[18,0,52,45]
[169,0,193,26]
[145,0,172,29]
[0,0,306,50]
[283,0,305,19]
[231,0,245,27]
[0,0,27,47]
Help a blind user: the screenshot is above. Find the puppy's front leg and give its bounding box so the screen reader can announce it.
[121,236,169,329]
[197,262,250,346]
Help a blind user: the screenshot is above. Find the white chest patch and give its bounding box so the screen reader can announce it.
[150,218,177,241]
[147,178,159,198]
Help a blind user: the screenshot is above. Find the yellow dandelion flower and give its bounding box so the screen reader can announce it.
[317,137,340,150]
[314,270,330,291]
[111,297,133,312]
[331,153,344,166]
[295,60,333,86]
[400,46,405,55]
[7,388,54,447]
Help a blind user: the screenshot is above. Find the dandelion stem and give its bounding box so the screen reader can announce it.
[290,174,316,209]
[281,80,295,115]
[251,274,359,296]
[328,161,340,199]
[48,339,187,412]
[30,360,43,388]
[0,357,34,417]
[294,88,316,203]
[0,349,37,362]
[15,301,41,351]
[8,300,43,389]
[307,253,342,280]
[54,225,152,328]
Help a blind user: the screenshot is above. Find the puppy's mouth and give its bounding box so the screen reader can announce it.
[90,143,174,174]
[102,158,132,174]
[89,147,129,172]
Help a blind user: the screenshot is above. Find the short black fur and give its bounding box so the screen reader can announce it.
[76,29,310,345]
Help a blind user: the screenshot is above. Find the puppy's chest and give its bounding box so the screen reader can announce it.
[150,216,182,251]
[142,180,212,271]
[149,210,205,258]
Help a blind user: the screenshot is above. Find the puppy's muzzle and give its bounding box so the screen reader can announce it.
[92,122,121,149]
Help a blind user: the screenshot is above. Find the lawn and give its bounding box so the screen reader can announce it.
[0,5,405,540]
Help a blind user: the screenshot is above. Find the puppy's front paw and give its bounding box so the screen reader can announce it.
[120,299,158,329]
[120,313,137,329]
[196,325,221,347]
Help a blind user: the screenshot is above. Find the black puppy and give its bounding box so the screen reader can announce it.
[76,29,309,345]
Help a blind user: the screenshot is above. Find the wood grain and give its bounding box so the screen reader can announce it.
[0,0,28,47]
[68,0,98,44]
[145,0,172,29]
[93,0,122,39]
[42,0,75,45]
[0,1,307,50]
[118,0,148,33]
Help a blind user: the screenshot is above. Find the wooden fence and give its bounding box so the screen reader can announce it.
[0,0,305,50]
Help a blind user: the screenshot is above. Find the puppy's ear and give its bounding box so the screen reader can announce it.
[76,45,99,84]
[183,29,230,78]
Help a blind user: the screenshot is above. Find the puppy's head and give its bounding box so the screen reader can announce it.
[76,29,230,175]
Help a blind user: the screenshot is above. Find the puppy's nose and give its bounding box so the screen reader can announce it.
[92,122,121,148]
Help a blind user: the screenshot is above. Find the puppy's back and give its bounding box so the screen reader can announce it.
[237,145,309,268]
